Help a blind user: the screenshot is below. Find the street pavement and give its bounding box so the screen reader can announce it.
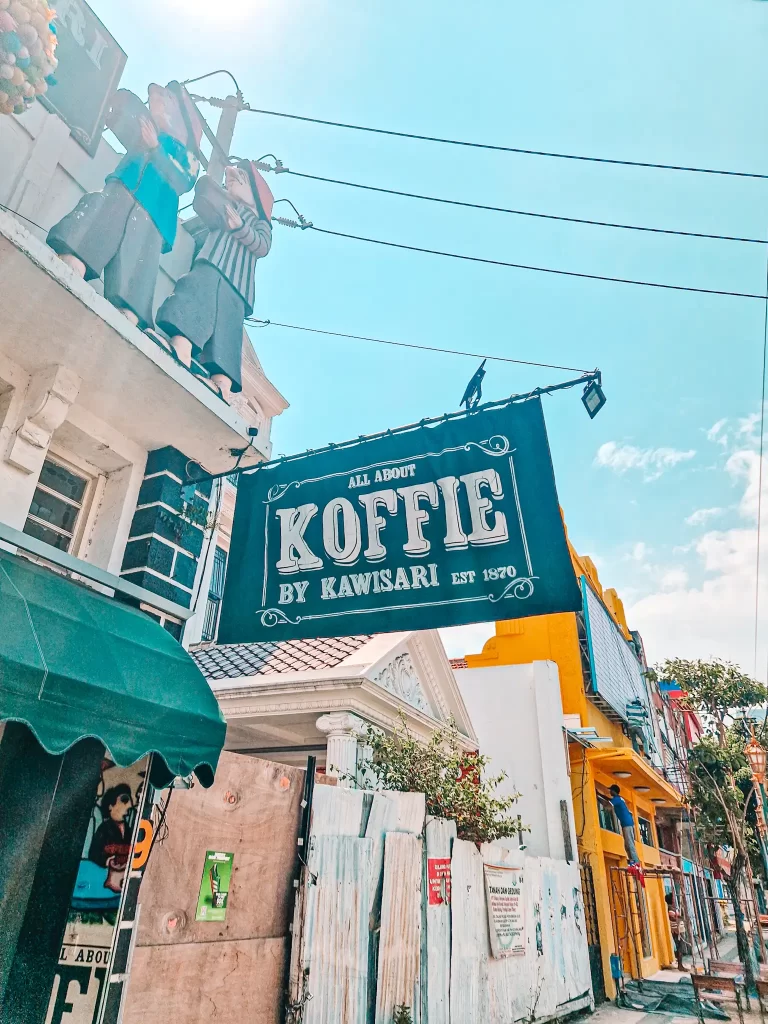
[576,929,763,1024]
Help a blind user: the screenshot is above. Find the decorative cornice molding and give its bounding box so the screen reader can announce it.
[6,365,80,473]
[316,711,366,738]
[371,651,432,715]
[411,634,451,723]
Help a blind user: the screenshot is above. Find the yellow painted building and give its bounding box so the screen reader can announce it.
[465,542,684,999]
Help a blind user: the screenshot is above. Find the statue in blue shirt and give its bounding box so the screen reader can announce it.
[47,82,202,331]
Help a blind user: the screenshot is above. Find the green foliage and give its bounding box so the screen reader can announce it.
[393,1007,414,1024]
[359,715,524,845]
[688,726,756,848]
[650,657,766,737]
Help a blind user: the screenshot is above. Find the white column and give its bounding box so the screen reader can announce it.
[316,712,365,788]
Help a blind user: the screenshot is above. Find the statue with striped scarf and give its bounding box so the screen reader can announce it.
[157,161,273,402]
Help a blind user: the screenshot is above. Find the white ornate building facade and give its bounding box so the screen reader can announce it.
[192,630,477,782]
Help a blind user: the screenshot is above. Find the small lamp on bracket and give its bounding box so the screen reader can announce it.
[582,376,607,419]
[745,730,767,784]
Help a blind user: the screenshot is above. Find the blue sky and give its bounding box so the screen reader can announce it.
[92,0,768,672]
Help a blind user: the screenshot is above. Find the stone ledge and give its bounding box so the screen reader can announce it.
[0,209,272,473]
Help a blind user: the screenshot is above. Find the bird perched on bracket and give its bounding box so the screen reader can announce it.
[460,359,487,410]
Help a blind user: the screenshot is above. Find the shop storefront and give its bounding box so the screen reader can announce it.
[0,548,226,1022]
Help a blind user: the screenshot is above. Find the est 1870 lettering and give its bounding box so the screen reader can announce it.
[452,565,517,585]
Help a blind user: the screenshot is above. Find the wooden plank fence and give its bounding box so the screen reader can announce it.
[292,787,593,1024]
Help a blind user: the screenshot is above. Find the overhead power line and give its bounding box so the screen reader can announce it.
[242,105,768,181]
[296,224,766,300]
[3,196,764,302]
[244,318,594,374]
[268,165,766,245]
[753,248,768,680]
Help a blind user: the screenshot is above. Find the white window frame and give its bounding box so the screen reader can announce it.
[24,448,104,558]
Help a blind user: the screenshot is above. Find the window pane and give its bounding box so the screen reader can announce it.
[39,460,87,503]
[638,817,655,847]
[201,598,220,642]
[28,488,79,534]
[597,793,620,834]
[23,517,72,552]
[637,886,653,957]
[209,548,228,600]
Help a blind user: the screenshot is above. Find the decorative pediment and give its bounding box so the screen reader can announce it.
[372,653,432,715]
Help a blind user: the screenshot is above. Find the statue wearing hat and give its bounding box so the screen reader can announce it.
[47,82,202,330]
[156,161,273,402]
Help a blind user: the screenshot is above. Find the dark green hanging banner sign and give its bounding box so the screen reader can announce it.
[218,397,581,643]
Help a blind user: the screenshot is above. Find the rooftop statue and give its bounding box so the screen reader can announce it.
[156,162,273,403]
[47,81,202,330]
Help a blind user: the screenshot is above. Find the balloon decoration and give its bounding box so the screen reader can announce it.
[0,0,57,116]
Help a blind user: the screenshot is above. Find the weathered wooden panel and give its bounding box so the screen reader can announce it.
[450,839,490,1024]
[422,817,455,1024]
[311,784,366,836]
[123,937,287,1024]
[302,835,374,1024]
[376,832,423,1024]
[365,791,425,913]
[480,844,525,1024]
[135,752,303,947]
[478,846,593,1022]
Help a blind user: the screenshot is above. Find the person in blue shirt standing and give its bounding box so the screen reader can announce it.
[610,785,639,865]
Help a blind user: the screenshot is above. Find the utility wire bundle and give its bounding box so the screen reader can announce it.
[183,94,768,302]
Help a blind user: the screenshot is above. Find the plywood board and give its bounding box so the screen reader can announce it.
[123,937,287,1024]
[136,752,304,947]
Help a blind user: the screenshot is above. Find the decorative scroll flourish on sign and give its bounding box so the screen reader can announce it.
[219,397,581,643]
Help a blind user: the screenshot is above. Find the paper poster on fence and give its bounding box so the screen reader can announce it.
[484,863,526,958]
[196,851,234,922]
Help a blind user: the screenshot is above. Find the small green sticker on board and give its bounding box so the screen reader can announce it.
[196,851,234,922]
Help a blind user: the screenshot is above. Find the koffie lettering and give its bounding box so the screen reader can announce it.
[275,470,509,575]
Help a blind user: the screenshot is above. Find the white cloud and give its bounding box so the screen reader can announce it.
[706,419,728,445]
[726,449,766,521]
[685,507,723,527]
[621,408,768,675]
[595,441,696,481]
[660,568,689,591]
[629,526,762,673]
[439,622,496,661]
[629,541,649,563]
[738,412,761,442]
